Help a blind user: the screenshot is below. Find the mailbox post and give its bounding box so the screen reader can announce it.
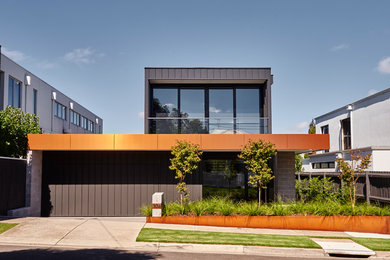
[152,192,164,217]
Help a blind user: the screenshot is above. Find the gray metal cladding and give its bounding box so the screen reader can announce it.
[41,151,202,217]
[145,67,272,80]
[0,157,26,215]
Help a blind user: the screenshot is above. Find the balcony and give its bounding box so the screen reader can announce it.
[148,117,269,134]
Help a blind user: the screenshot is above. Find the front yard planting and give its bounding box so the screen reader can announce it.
[142,198,390,217]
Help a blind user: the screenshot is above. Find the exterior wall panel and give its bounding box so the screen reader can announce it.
[0,157,26,215]
[41,151,202,217]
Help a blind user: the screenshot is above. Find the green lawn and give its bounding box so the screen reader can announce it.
[351,238,390,251]
[136,228,321,248]
[0,223,17,234]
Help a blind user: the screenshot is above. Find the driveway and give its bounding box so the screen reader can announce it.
[0,217,146,248]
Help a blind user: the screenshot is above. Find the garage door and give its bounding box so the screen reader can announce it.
[41,151,201,217]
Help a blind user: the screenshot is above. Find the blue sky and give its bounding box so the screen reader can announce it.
[1,0,390,134]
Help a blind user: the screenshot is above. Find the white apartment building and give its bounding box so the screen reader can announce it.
[303,88,390,172]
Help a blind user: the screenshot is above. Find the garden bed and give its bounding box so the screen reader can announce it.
[147,215,390,234]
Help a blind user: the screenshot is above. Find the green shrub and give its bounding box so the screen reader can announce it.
[296,177,338,202]
[190,200,209,216]
[216,199,235,216]
[141,205,152,217]
[238,201,260,216]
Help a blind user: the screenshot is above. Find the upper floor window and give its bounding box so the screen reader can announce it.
[70,110,80,126]
[54,101,66,120]
[8,77,21,108]
[33,89,38,115]
[150,84,266,134]
[321,125,329,134]
[88,120,94,132]
[341,118,351,150]
[81,116,87,129]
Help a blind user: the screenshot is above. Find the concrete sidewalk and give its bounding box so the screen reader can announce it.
[1,217,389,258]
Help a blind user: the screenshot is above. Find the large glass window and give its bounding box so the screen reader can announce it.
[180,89,207,134]
[54,101,66,120]
[209,89,233,133]
[8,77,21,108]
[181,89,204,118]
[149,84,268,134]
[152,88,179,133]
[236,89,260,134]
[152,88,178,117]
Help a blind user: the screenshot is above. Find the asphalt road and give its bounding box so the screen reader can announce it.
[0,244,339,260]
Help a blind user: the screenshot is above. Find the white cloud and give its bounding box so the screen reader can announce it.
[378,57,390,74]
[138,112,144,119]
[294,121,309,132]
[209,106,221,113]
[368,89,378,96]
[37,60,58,69]
[64,48,104,65]
[2,47,27,62]
[164,103,175,108]
[331,44,349,52]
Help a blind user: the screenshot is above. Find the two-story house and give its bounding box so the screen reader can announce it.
[10,67,328,217]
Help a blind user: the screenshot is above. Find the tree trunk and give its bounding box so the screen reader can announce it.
[258,181,261,207]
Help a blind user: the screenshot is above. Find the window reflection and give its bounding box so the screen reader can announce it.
[152,89,178,117]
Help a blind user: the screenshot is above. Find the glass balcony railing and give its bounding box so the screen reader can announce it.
[148,117,269,134]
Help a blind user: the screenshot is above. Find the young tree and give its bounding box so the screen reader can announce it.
[336,150,371,208]
[238,140,276,207]
[0,106,41,158]
[169,140,202,206]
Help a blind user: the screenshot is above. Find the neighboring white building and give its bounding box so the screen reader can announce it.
[303,88,390,172]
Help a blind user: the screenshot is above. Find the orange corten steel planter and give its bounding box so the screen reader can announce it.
[27,134,329,151]
[146,216,390,234]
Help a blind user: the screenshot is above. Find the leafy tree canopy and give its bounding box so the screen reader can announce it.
[0,106,41,158]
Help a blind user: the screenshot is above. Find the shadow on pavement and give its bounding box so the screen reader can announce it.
[0,248,160,260]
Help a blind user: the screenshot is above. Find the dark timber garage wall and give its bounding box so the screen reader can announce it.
[41,151,201,217]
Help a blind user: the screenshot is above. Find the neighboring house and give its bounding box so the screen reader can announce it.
[0,51,103,134]
[303,88,390,172]
[9,67,328,217]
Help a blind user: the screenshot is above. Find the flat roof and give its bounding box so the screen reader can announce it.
[28,134,329,152]
[315,87,390,122]
[145,67,272,69]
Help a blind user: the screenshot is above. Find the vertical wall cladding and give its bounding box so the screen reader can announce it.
[0,157,26,215]
[41,151,202,217]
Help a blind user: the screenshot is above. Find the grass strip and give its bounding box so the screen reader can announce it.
[0,223,17,234]
[350,238,390,251]
[136,228,321,249]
